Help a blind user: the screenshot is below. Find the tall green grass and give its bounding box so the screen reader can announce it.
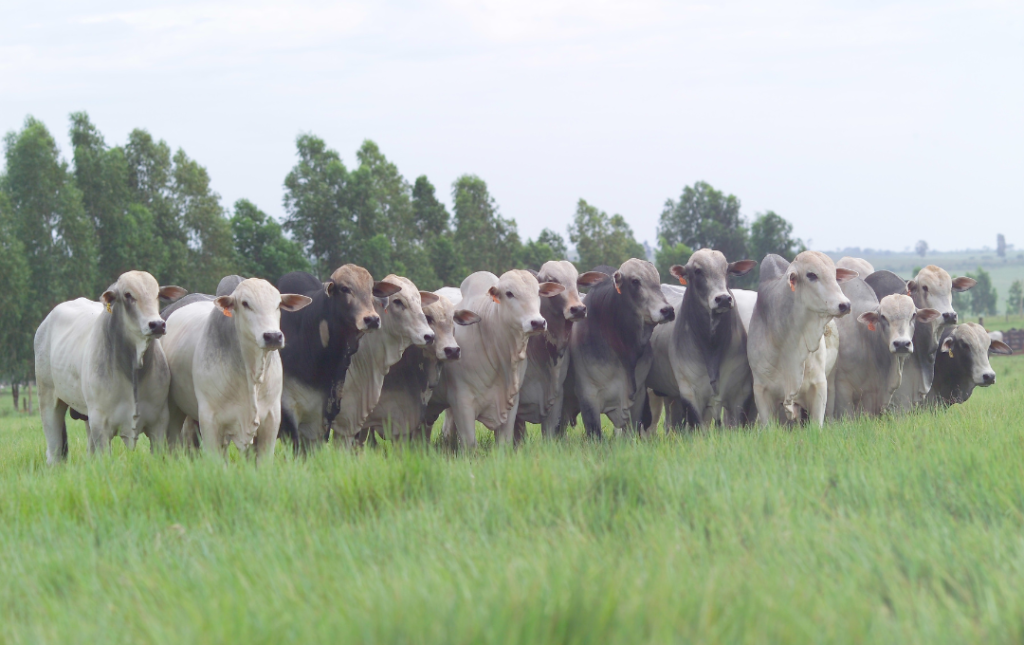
[1,358,1022,644]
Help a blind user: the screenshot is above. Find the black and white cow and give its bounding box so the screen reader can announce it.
[928,323,1012,406]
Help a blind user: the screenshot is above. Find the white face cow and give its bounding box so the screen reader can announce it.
[786,251,856,318]
[422,296,481,361]
[378,275,437,348]
[613,258,674,324]
[215,278,312,350]
[101,270,187,343]
[487,269,564,335]
[940,323,1011,387]
[858,294,940,354]
[908,265,976,327]
[670,249,756,316]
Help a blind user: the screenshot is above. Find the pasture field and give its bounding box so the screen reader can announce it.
[1,358,1023,644]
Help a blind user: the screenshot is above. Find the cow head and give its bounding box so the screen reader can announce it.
[102,270,187,341]
[215,278,312,350]
[786,251,854,318]
[836,256,875,278]
[534,260,596,322]
[422,294,480,361]
[671,249,755,317]
[858,294,940,354]
[907,265,976,329]
[323,264,401,333]
[377,275,436,348]
[612,258,674,324]
[487,269,563,335]
[939,322,1011,388]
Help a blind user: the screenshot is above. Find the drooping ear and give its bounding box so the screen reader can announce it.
[858,311,880,331]
[835,268,859,283]
[952,276,977,292]
[990,340,1012,355]
[159,285,188,301]
[215,296,235,317]
[940,335,955,354]
[788,272,797,292]
[488,285,500,304]
[577,271,608,288]
[613,271,624,294]
[324,282,335,297]
[916,308,941,323]
[907,280,918,294]
[419,291,439,306]
[669,265,687,285]
[101,290,117,305]
[538,282,565,298]
[373,281,402,298]
[727,260,757,277]
[280,294,313,312]
[454,309,482,326]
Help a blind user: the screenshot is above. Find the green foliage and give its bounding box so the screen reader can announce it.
[658,181,747,263]
[230,199,309,284]
[427,235,465,288]
[518,230,567,271]
[568,199,645,271]
[412,175,450,239]
[0,193,31,382]
[654,237,693,282]
[452,174,520,275]
[744,210,804,286]
[171,150,236,294]
[968,266,998,316]
[1006,279,1023,316]
[0,360,1022,643]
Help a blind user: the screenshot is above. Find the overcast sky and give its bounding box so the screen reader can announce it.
[3,0,1022,252]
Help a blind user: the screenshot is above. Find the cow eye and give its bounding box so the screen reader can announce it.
[506,291,514,299]
[340,286,351,294]
[124,292,134,303]
[693,268,702,277]
[922,286,929,293]
[242,301,251,310]
[393,300,404,309]
[425,315,434,325]
[806,272,818,282]
[631,278,641,287]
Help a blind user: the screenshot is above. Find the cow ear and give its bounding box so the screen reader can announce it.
[915,308,941,323]
[940,335,955,354]
[858,311,879,331]
[324,282,335,297]
[952,276,977,292]
[101,290,116,305]
[539,282,565,298]
[373,281,402,298]
[577,271,608,288]
[990,340,1012,355]
[613,271,624,294]
[159,285,188,301]
[419,291,439,306]
[727,260,757,277]
[488,285,500,304]
[454,309,482,326]
[906,280,917,293]
[835,268,859,283]
[280,294,312,312]
[788,272,797,292]
[215,296,235,317]
[669,265,687,285]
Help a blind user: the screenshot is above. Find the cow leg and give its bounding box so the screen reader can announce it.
[143,403,169,454]
[579,398,603,440]
[647,390,664,433]
[448,401,479,451]
[513,417,528,446]
[541,394,566,439]
[254,410,279,467]
[40,390,69,464]
[86,415,115,456]
[198,410,226,461]
[753,383,776,427]
[825,367,837,420]
[806,380,828,427]
[495,397,520,447]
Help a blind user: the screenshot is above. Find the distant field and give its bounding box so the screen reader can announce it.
[1,358,1023,644]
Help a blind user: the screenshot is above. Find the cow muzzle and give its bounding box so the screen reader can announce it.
[567,304,587,320]
[147,319,166,337]
[361,315,381,330]
[444,346,461,360]
[891,339,912,354]
[529,318,547,334]
[658,305,675,322]
[980,371,996,386]
[262,331,285,349]
[942,311,958,324]
[712,293,733,312]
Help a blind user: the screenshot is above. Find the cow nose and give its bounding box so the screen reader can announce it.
[982,372,996,385]
[714,294,733,308]
[892,339,912,353]
[531,319,547,331]
[364,315,381,329]
[444,346,461,360]
[423,332,435,345]
[660,306,675,321]
[569,305,587,319]
[838,301,851,315]
[148,320,166,335]
[943,312,957,323]
[263,331,284,347]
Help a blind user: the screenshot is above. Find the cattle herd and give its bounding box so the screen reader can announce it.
[32,250,1013,464]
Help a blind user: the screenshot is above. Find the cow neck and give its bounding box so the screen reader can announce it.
[213,309,272,433]
[676,290,741,396]
[465,294,531,426]
[99,304,149,428]
[757,279,831,396]
[587,282,648,400]
[336,310,411,436]
[909,318,943,397]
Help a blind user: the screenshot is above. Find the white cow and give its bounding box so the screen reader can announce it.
[431,270,564,449]
[747,252,855,426]
[837,256,875,278]
[330,276,437,445]
[162,278,311,464]
[34,271,186,462]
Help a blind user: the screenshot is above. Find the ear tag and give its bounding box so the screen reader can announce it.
[223,309,232,318]
[867,322,876,331]
[490,294,500,304]
[790,282,796,292]
[678,277,687,286]
[615,283,621,294]
[104,302,112,314]
[948,350,953,358]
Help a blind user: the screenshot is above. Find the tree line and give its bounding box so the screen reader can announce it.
[0,113,804,392]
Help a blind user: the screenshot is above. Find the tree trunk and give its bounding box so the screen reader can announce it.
[11,383,19,413]
[26,382,32,414]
